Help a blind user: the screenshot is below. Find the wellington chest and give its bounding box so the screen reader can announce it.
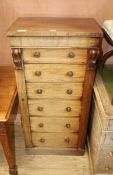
[89,66,113,173]
[7,17,103,155]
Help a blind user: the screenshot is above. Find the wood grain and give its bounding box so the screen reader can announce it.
[14,69,32,147]
[23,48,87,64]
[9,36,100,48]
[0,67,16,121]
[26,82,83,100]
[28,99,81,117]
[32,132,78,148]
[78,48,101,150]
[88,94,113,174]
[7,17,102,153]
[7,17,103,37]
[30,117,80,133]
[0,66,18,175]
[24,64,86,82]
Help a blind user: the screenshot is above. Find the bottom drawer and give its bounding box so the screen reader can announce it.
[32,133,78,148]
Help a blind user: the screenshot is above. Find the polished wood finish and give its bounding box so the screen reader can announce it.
[27,82,83,100]
[24,64,86,82]
[7,17,103,155]
[28,99,81,117]
[23,48,87,64]
[12,48,32,147]
[78,48,101,149]
[0,66,18,175]
[32,132,78,148]
[30,117,80,132]
[9,36,100,48]
[7,17,103,37]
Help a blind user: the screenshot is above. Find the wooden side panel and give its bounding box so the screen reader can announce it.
[30,117,80,132]
[28,99,81,117]
[14,69,32,147]
[26,82,83,100]
[89,101,113,173]
[32,132,78,148]
[24,64,86,82]
[78,47,101,150]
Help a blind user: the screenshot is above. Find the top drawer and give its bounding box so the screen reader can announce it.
[23,48,87,64]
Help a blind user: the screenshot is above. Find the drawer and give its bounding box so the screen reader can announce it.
[30,117,80,132]
[32,132,78,148]
[95,162,113,174]
[102,132,113,146]
[23,48,87,64]
[24,64,86,82]
[26,82,83,100]
[28,99,81,117]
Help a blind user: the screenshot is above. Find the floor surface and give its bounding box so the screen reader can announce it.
[0,114,100,175]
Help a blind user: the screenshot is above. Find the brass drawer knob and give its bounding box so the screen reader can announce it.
[37,106,43,111]
[67,89,72,95]
[66,71,74,77]
[40,138,45,143]
[65,124,71,128]
[64,138,70,143]
[38,123,44,127]
[36,89,43,94]
[68,52,75,58]
[35,71,41,76]
[109,151,113,157]
[66,107,72,112]
[34,51,40,58]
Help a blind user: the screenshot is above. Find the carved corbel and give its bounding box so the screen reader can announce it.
[11,48,23,70]
[88,48,102,71]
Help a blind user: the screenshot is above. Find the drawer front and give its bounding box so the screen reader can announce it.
[26,82,83,100]
[24,64,86,82]
[103,132,113,146]
[95,162,113,174]
[28,99,81,117]
[23,48,87,64]
[32,132,78,148]
[30,117,80,132]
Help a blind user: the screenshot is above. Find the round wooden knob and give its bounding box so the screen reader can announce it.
[40,138,45,143]
[105,167,110,171]
[38,123,44,127]
[37,106,43,111]
[35,71,41,76]
[66,107,72,112]
[36,89,43,94]
[34,51,40,58]
[109,151,113,157]
[68,52,75,58]
[64,138,70,143]
[65,124,71,128]
[67,71,74,77]
[67,89,72,95]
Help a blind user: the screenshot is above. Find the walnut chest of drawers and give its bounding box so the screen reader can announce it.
[7,17,103,155]
[89,67,113,173]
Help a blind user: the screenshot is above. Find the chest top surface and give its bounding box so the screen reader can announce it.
[7,17,103,37]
